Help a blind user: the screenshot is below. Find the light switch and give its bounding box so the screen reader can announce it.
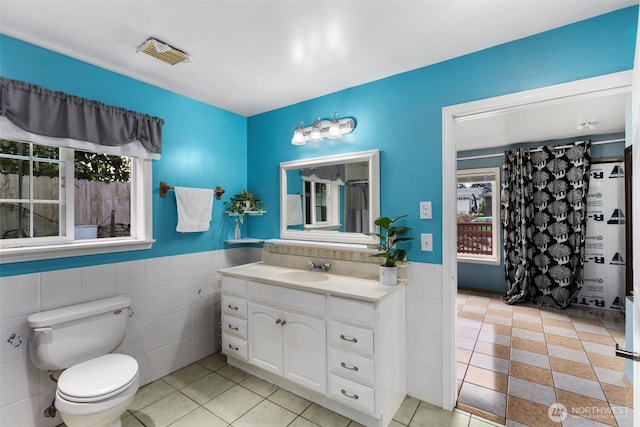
[421,233,433,252]
[420,201,432,219]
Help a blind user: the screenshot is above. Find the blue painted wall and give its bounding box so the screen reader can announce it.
[0,6,637,277]
[457,134,626,292]
[0,35,248,276]
[247,7,637,266]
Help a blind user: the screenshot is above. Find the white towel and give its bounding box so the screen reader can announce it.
[286,194,303,226]
[174,186,214,232]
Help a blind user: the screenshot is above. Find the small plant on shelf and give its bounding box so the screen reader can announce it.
[224,189,264,221]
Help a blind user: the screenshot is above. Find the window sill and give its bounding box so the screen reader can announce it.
[457,255,501,266]
[0,238,155,264]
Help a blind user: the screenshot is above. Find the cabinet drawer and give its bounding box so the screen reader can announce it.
[222,314,247,340]
[221,276,247,296]
[248,281,326,317]
[328,296,374,329]
[222,335,248,360]
[329,348,374,386]
[329,374,375,413]
[328,322,374,356]
[222,295,247,318]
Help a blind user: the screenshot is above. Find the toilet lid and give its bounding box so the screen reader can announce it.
[57,353,138,403]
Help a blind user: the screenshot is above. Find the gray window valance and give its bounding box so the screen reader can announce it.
[301,165,345,184]
[0,77,163,159]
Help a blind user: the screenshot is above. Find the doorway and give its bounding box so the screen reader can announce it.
[440,71,634,420]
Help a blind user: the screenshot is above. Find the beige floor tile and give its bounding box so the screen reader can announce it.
[240,375,279,397]
[473,341,510,359]
[168,407,227,427]
[268,388,312,415]
[480,323,512,336]
[454,402,503,426]
[301,403,351,427]
[549,356,597,380]
[601,383,633,408]
[541,318,573,329]
[459,311,485,322]
[588,352,626,372]
[122,414,145,427]
[512,319,543,332]
[180,372,235,405]
[576,330,616,345]
[234,399,297,427]
[204,385,263,423]
[464,365,508,394]
[555,389,617,426]
[458,348,473,364]
[197,352,227,371]
[486,308,512,319]
[392,395,420,424]
[162,363,211,389]
[216,364,250,383]
[458,326,481,339]
[289,417,321,427]
[506,395,556,427]
[131,391,199,427]
[509,361,553,387]
[410,402,472,427]
[544,333,582,350]
[129,379,176,411]
[511,337,547,355]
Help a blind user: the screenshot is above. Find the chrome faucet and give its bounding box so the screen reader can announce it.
[308,260,331,272]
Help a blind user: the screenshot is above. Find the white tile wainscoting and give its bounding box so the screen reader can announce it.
[0,251,444,427]
[0,247,261,427]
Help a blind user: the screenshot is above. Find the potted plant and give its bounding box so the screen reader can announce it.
[366,215,413,285]
[224,190,264,238]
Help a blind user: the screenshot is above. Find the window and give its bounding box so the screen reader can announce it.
[303,181,340,230]
[0,139,153,263]
[457,167,500,265]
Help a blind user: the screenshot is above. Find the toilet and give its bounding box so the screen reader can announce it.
[27,296,140,427]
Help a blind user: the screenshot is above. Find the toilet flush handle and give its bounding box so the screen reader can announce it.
[33,327,52,334]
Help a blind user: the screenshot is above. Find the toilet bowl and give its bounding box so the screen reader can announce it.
[27,297,140,427]
[54,353,140,427]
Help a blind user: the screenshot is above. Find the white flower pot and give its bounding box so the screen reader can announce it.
[379,266,398,286]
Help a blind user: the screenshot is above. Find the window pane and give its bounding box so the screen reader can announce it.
[32,144,59,160]
[74,152,131,239]
[33,203,60,237]
[33,162,59,200]
[0,140,30,156]
[315,183,327,221]
[0,202,30,238]
[0,159,30,199]
[457,175,495,257]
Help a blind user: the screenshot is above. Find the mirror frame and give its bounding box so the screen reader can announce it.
[280,149,380,245]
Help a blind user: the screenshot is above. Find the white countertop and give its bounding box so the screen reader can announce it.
[218,262,405,302]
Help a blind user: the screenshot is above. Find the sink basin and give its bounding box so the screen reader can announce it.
[278,271,329,283]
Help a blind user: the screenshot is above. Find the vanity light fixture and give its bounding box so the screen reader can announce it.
[576,121,597,131]
[290,112,356,145]
[136,38,191,65]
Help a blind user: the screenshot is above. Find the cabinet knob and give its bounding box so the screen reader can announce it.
[281,320,287,326]
[276,319,281,324]
[341,389,359,400]
[340,362,359,372]
[228,304,238,311]
[228,324,239,331]
[228,344,239,351]
[340,334,358,343]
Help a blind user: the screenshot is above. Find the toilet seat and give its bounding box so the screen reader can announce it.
[57,353,138,403]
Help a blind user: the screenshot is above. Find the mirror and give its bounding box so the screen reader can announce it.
[280,150,380,244]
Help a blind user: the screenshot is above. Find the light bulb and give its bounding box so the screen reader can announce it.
[327,113,341,139]
[310,117,323,142]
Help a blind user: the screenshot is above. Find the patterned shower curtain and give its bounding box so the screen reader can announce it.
[502,141,591,308]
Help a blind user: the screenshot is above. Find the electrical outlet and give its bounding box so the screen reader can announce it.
[420,201,432,219]
[421,233,433,251]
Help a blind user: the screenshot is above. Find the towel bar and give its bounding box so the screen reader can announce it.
[159,182,225,200]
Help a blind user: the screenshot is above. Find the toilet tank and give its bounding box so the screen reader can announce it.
[27,296,131,371]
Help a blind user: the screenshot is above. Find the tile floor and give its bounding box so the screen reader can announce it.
[59,352,503,427]
[457,288,634,427]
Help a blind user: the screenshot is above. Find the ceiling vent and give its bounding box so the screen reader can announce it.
[136,38,190,65]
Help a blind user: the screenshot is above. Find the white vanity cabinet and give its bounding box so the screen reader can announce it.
[219,269,406,427]
[248,302,326,393]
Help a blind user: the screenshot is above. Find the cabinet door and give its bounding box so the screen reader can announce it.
[283,312,327,393]
[248,303,283,375]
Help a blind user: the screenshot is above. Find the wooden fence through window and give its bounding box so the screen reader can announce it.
[457,222,493,255]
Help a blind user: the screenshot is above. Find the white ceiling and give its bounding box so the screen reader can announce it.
[1,0,636,119]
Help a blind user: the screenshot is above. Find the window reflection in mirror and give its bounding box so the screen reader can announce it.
[280,150,379,244]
